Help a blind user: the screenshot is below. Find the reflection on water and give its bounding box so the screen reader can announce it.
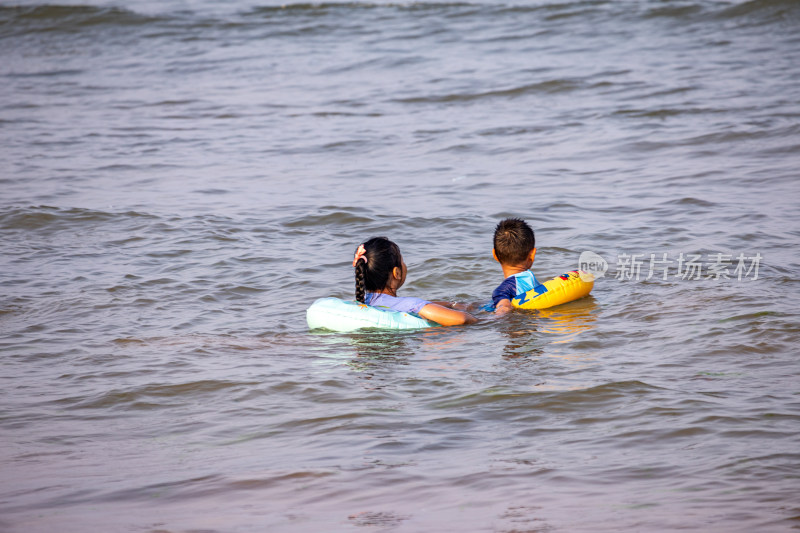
[346,332,414,374]
[500,297,599,360]
[536,298,599,341]
[499,319,543,359]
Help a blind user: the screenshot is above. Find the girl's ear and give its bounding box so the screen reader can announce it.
[393,266,402,280]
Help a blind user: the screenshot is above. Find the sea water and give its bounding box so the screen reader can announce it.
[1,0,799,531]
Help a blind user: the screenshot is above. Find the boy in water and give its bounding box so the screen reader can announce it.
[491,218,542,315]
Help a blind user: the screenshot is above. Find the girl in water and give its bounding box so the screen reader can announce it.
[353,237,477,326]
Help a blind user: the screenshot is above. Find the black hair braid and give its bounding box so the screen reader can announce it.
[352,237,402,304]
[355,260,367,303]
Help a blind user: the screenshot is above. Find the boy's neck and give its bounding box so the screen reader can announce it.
[501,263,531,279]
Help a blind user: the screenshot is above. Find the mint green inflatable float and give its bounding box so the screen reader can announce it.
[306,297,439,332]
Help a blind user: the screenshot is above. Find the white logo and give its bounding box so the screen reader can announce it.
[578,251,608,282]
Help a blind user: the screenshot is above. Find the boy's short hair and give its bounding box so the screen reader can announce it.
[493,218,535,265]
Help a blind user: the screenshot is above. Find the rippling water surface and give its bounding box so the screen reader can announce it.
[1,0,799,531]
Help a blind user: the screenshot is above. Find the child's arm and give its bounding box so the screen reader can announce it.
[431,300,472,312]
[492,279,517,316]
[494,298,514,315]
[418,303,477,326]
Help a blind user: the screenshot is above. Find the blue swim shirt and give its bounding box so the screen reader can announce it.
[491,270,543,307]
[365,293,431,315]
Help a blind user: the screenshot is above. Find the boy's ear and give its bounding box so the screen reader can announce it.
[492,248,499,262]
[529,248,537,263]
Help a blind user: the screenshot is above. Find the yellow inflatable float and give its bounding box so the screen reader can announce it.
[512,270,594,310]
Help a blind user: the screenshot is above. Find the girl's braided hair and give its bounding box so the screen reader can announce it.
[354,237,402,303]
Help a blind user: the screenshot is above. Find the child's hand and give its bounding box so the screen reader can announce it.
[494,299,513,315]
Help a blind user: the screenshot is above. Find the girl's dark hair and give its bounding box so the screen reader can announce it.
[354,237,402,303]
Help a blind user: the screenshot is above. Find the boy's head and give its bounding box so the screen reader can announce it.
[493,218,535,266]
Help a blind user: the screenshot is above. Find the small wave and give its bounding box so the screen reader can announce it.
[66,380,259,410]
[477,125,548,137]
[0,5,162,35]
[237,0,798,25]
[432,380,663,410]
[282,209,375,228]
[246,2,473,15]
[718,310,785,322]
[0,206,157,232]
[613,106,724,119]
[4,68,85,78]
[642,4,704,19]
[241,1,603,20]
[395,79,584,104]
[3,0,796,39]
[658,197,717,208]
[717,0,800,23]
[93,469,338,504]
